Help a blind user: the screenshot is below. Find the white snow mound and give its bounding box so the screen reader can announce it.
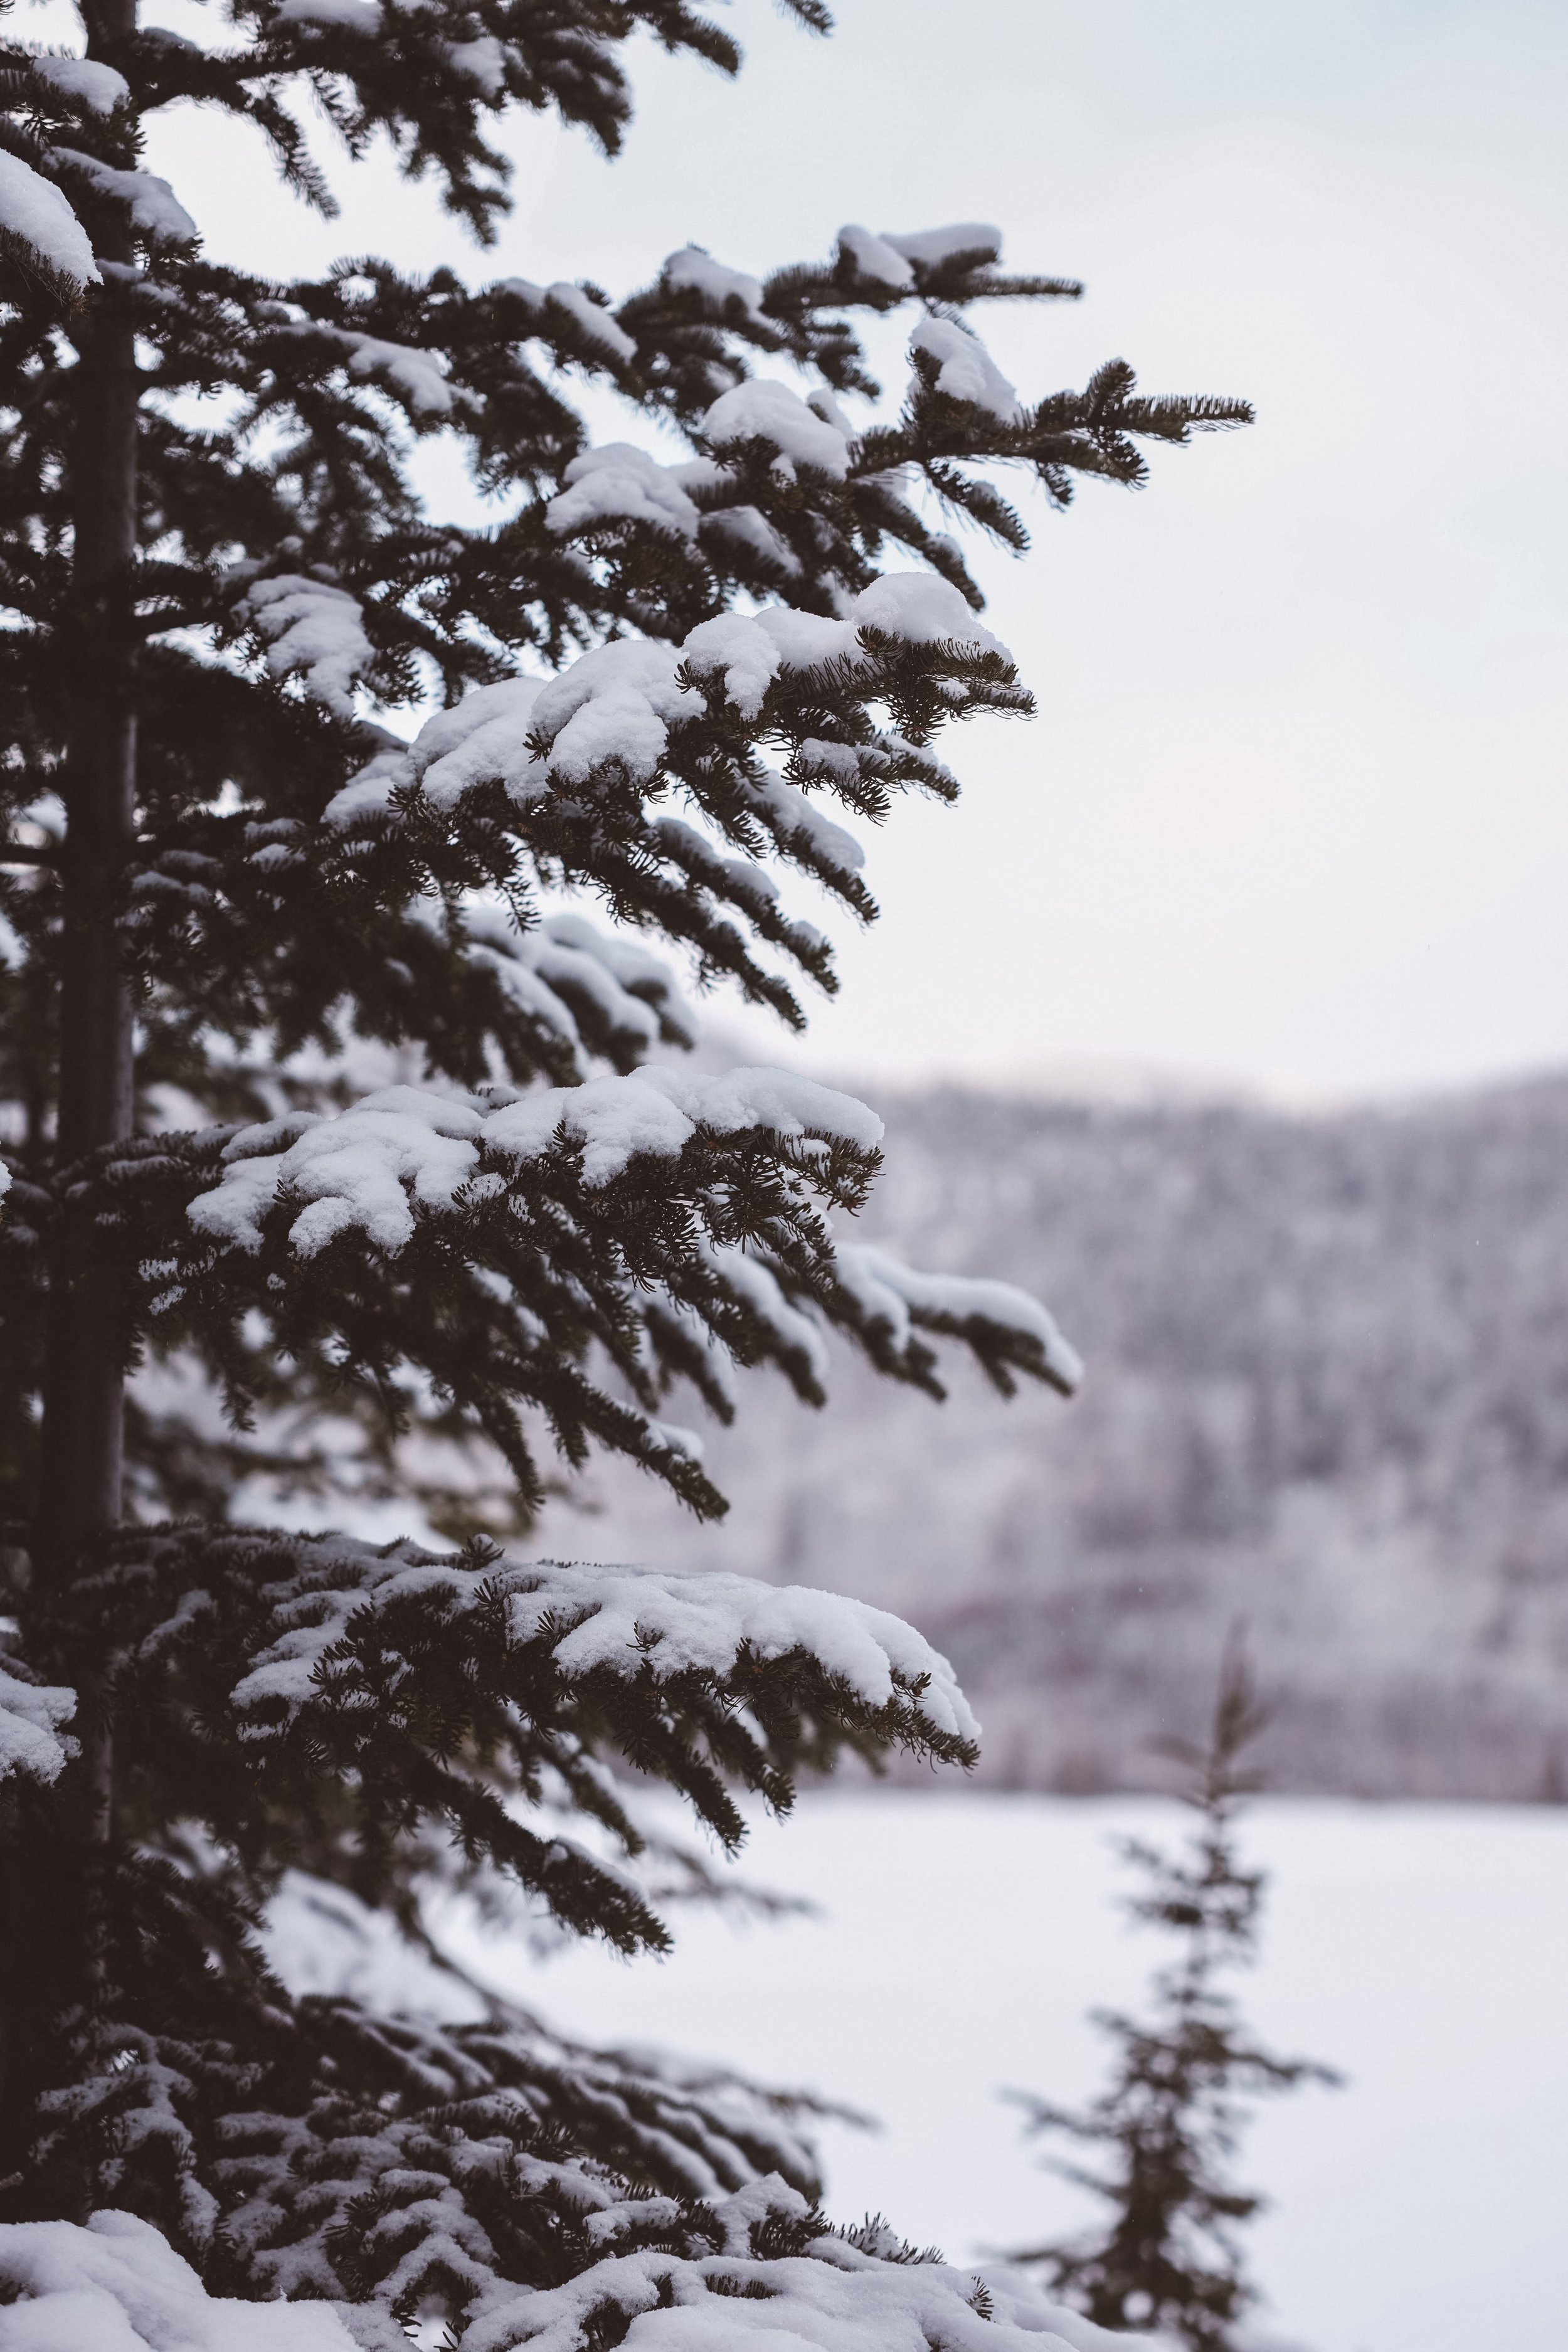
[0,2211,358,2347]
[31,55,129,114]
[911,316,1024,424]
[0,150,98,290]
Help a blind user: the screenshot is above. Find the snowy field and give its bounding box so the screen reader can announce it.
[444,1793,1568,2352]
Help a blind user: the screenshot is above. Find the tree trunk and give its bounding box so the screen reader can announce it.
[1,3,142,2178]
[36,0,140,1723]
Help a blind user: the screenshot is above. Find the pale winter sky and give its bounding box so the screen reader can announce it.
[120,0,1568,1100]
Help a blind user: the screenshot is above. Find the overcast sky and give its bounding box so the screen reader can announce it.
[127,0,1568,1100]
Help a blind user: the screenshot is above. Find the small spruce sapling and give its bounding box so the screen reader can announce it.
[1005,1643,1340,2350]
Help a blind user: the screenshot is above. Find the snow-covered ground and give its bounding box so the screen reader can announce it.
[445,1792,1568,2352]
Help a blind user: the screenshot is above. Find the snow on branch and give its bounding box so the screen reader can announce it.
[0,2198,1163,2351]
[272,0,384,35]
[740,768,866,877]
[0,2212,358,2348]
[10,1906,844,2324]
[705,1241,830,1398]
[292,575,1019,1047]
[337,677,546,817]
[0,148,98,294]
[518,1559,973,1736]
[235,574,374,718]
[224,1547,973,1745]
[28,55,131,117]
[24,1073,886,1515]
[82,230,1241,1064]
[51,148,198,247]
[835,224,915,290]
[337,327,470,416]
[0,1660,78,1783]
[833,1243,1083,1399]
[323,575,1014,840]
[265,314,477,418]
[539,280,638,366]
[260,1873,834,2195]
[186,1069,879,1253]
[465,2180,1160,2352]
[910,314,1025,425]
[701,378,853,476]
[884,221,1004,270]
[462,906,699,1072]
[14,1061,1078,1522]
[53,1529,978,1958]
[660,243,766,319]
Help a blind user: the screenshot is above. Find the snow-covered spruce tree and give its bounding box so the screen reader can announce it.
[1005,1647,1338,2350]
[0,3,1250,2343]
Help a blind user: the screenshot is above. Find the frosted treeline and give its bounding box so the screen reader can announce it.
[524,1074,1568,1801]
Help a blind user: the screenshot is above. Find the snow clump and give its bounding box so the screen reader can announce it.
[337,329,465,416]
[442,31,507,95]
[701,378,853,476]
[237,575,373,719]
[31,55,129,113]
[0,1663,78,1785]
[541,280,638,363]
[911,315,1024,423]
[743,768,866,872]
[0,149,99,290]
[835,1242,1084,1394]
[0,2210,358,2346]
[546,443,701,539]
[661,245,766,317]
[836,224,915,289]
[391,675,544,814]
[51,149,197,246]
[883,221,1003,268]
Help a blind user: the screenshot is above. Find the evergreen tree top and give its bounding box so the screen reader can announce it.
[0,0,1244,1530]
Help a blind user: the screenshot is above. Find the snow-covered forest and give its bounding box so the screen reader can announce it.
[527,1070,1568,1801]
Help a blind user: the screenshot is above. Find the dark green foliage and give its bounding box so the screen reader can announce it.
[2,1520,969,2286]
[45,1526,980,1949]
[8,1059,1080,1523]
[1006,1644,1338,2348]
[22,1969,844,2331]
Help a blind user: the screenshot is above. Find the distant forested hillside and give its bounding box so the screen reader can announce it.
[532,1074,1568,1798]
